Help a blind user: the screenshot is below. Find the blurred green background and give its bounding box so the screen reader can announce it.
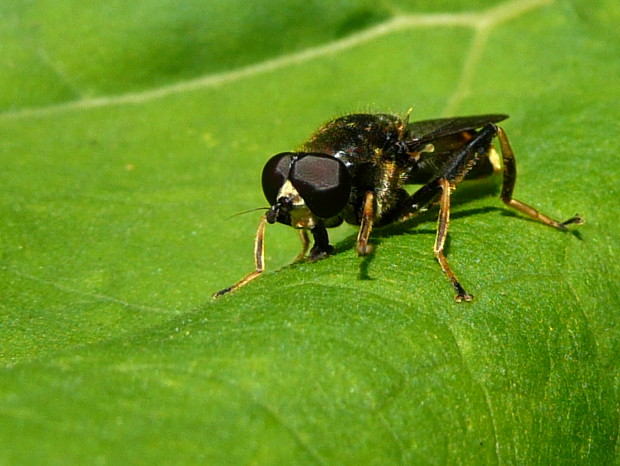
[1,0,618,463]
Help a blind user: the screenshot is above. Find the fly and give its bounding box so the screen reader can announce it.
[213,111,583,301]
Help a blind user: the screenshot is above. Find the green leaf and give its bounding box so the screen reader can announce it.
[1,0,618,463]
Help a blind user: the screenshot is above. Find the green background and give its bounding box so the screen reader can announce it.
[1,0,618,463]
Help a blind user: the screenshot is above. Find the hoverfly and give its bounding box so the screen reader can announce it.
[214,111,582,301]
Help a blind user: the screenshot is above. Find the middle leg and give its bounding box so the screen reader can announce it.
[356,190,375,256]
[434,178,472,302]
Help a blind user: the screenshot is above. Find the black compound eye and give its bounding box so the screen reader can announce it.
[261,152,294,205]
[290,153,352,218]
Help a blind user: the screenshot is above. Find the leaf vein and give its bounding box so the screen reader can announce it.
[3,265,177,315]
[444,0,555,114]
[2,0,553,121]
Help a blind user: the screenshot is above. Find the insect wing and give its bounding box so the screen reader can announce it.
[409,114,508,146]
[405,114,508,184]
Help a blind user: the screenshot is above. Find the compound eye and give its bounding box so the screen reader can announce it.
[261,153,294,205]
[290,154,352,218]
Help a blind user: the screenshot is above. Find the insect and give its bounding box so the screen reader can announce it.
[213,111,582,301]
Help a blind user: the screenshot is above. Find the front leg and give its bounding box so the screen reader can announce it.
[293,229,310,262]
[308,225,334,262]
[213,214,268,298]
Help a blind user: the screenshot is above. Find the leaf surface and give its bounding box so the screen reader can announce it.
[1,0,618,463]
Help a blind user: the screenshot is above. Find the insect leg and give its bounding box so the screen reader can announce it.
[396,128,502,301]
[434,178,473,302]
[356,191,375,256]
[294,229,310,262]
[401,123,498,220]
[308,225,334,262]
[212,214,267,298]
[497,127,583,229]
